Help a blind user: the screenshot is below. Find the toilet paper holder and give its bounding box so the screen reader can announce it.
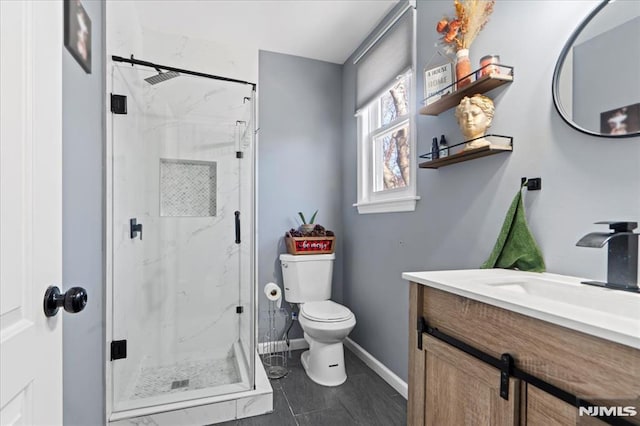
[262,282,288,379]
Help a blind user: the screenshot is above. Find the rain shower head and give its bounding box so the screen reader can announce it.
[144,68,180,85]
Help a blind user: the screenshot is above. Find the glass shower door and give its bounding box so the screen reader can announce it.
[110,63,254,413]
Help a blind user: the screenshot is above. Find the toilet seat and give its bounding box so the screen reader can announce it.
[300,300,353,323]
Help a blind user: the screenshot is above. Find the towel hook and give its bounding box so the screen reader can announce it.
[521,177,542,191]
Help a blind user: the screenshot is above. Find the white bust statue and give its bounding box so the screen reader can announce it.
[455,95,495,150]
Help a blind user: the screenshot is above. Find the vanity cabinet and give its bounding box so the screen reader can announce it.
[408,283,640,426]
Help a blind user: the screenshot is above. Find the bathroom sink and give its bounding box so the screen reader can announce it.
[482,276,640,319]
[402,269,640,349]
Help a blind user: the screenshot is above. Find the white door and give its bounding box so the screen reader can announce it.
[0,1,64,425]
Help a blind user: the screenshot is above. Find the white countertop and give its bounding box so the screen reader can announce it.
[402,269,640,350]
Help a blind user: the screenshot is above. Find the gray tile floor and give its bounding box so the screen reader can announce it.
[217,348,407,426]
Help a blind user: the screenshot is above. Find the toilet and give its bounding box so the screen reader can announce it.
[280,253,356,386]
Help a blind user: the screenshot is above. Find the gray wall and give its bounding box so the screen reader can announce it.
[62,0,105,424]
[341,0,640,382]
[257,51,343,340]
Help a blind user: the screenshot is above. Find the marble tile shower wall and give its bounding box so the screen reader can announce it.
[111,65,253,405]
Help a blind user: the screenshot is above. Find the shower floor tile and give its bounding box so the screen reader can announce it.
[129,356,240,400]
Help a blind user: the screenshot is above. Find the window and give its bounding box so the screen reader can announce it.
[375,74,410,192]
[353,2,418,214]
[355,71,418,214]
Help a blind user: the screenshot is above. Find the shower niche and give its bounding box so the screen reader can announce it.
[159,159,218,217]
[107,60,267,423]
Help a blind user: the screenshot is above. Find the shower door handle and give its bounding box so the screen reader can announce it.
[235,211,241,244]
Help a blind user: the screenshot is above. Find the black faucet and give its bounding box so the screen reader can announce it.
[576,221,639,293]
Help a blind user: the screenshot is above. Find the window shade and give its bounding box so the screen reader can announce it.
[355,6,414,110]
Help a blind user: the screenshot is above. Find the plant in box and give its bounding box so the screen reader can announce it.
[285,211,335,255]
[297,210,318,234]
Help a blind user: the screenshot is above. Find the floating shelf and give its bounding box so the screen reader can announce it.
[420,66,514,116]
[419,145,512,169]
[419,135,513,169]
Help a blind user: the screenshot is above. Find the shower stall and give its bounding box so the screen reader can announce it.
[106,56,268,423]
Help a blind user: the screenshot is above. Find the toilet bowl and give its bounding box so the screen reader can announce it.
[279,253,357,386]
[298,300,356,386]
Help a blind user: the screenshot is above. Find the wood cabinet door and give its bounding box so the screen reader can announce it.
[525,385,609,426]
[422,334,519,426]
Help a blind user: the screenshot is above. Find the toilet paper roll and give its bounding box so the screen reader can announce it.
[264,282,282,309]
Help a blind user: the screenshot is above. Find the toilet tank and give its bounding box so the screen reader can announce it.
[279,253,335,303]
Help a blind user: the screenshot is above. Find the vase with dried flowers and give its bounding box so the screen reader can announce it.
[436,0,495,89]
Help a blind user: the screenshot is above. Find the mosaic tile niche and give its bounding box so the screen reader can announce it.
[160,159,217,217]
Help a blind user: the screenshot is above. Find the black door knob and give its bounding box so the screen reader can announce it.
[43,286,88,317]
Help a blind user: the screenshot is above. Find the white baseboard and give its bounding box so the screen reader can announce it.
[344,338,408,399]
[258,338,308,355]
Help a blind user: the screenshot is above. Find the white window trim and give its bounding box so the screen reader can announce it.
[353,196,421,214]
[354,70,419,215]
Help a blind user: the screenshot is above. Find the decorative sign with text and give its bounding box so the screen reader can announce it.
[286,237,335,255]
[424,63,454,105]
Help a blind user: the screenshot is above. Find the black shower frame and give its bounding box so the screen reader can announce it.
[112,54,256,91]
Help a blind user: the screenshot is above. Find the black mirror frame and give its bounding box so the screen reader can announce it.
[552,0,639,139]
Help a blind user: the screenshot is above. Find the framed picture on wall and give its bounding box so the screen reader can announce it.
[64,0,92,74]
[424,62,453,105]
[600,103,640,135]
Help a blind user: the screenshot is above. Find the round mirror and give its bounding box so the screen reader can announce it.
[552,0,640,138]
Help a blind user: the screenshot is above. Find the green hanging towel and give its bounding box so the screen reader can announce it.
[481,183,546,272]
